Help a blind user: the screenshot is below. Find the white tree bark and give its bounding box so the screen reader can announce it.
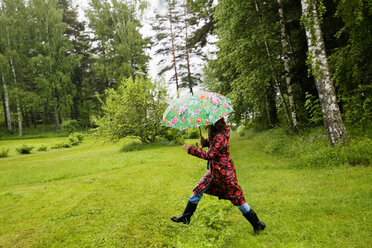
[6,24,23,136]
[53,97,60,132]
[1,73,13,134]
[301,0,347,145]
[253,0,291,126]
[277,0,298,131]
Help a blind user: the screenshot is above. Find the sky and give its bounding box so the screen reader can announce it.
[72,0,209,98]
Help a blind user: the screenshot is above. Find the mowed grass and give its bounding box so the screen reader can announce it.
[0,134,371,247]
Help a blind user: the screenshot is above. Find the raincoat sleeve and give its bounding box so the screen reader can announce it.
[187,137,221,160]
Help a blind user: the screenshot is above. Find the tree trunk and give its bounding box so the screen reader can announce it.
[53,97,60,132]
[168,9,180,95]
[253,0,291,127]
[32,105,37,128]
[301,0,347,145]
[16,97,23,136]
[184,7,193,95]
[278,0,299,131]
[6,23,23,136]
[1,73,13,134]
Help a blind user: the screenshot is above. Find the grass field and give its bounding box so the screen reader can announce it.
[0,132,371,247]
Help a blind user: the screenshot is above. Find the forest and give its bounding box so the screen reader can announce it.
[0,0,371,145]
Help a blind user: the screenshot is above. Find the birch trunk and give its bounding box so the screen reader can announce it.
[301,0,347,145]
[1,73,13,134]
[16,98,23,136]
[253,0,291,126]
[54,97,60,132]
[6,23,23,136]
[277,0,298,131]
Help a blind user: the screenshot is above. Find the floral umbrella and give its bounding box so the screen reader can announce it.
[161,92,234,131]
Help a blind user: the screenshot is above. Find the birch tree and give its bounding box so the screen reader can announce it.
[277,0,298,131]
[301,0,347,145]
[0,55,12,134]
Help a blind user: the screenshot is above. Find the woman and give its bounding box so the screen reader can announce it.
[171,118,266,234]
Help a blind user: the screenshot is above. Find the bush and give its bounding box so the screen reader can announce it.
[162,128,184,144]
[16,144,34,154]
[61,120,80,134]
[95,76,169,143]
[68,132,84,146]
[346,139,372,166]
[51,142,71,149]
[0,148,9,158]
[183,128,200,139]
[37,145,48,152]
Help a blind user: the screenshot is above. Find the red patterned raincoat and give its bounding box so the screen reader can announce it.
[187,126,246,206]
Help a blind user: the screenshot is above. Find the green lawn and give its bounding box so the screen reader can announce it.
[0,134,370,247]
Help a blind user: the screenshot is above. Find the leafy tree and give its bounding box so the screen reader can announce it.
[86,0,149,91]
[96,76,169,143]
[301,0,347,145]
[0,0,30,136]
[328,0,372,127]
[28,0,78,131]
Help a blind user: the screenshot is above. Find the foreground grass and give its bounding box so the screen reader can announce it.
[0,134,371,247]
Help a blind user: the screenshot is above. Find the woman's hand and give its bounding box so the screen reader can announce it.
[183,145,191,151]
[200,137,207,147]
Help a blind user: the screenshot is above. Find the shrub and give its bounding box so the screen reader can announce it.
[0,148,9,158]
[346,139,372,166]
[162,128,184,145]
[68,132,84,146]
[37,145,48,152]
[51,142,71,149]
[61,120,80,134]
[95,76,169,143]
[16,144,34,154]
[183,128,199,139]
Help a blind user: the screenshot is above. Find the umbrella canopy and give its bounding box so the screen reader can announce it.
[161,92,234,130]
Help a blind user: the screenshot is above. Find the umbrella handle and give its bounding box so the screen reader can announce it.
[199,127,203,138]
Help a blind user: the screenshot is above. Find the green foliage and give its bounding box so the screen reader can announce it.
[51,141,72,149]
[61,120,81,134]
[95,76,169,143]
[37,145,48,152]
[328,0,372,127]
[304,92,323,125]
[51,132,84,149]
[67,132,84,145]
[15,144,34,154]
[0,148,9,158]
[182,128,199,139]
[261,127,371,168]
[86,0,149,86]
[162,128,185,144]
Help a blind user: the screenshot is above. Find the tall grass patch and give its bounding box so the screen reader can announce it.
[0,148,9,158]
[254,127,371,168]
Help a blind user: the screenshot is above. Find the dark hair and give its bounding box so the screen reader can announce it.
[208,118,226,140]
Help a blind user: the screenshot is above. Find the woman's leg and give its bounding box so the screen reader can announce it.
[237,202,265,234]
[238,202,251,214]
[189,183,212,204]
[171,183,212,224]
